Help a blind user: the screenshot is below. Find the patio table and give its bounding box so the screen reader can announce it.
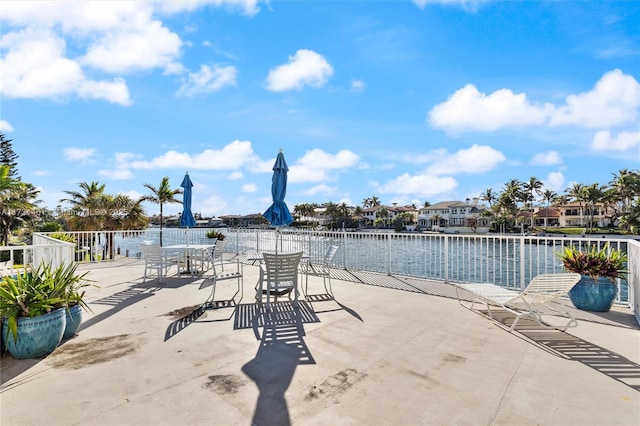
[163,243,215,276]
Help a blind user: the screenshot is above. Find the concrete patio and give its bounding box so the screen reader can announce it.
[1,257,639,425]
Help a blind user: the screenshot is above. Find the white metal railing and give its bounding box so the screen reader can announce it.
[34,229,639,312]
[1,234,74,272]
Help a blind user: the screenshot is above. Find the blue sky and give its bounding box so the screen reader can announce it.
[1,0,639,218]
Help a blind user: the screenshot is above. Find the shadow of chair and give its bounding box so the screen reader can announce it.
[242,303,315,426]
[259,251,303,310]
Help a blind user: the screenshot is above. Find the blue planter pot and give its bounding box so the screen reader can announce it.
[3,308,66,359]
[63,304,83,340]
[568,276,618,312]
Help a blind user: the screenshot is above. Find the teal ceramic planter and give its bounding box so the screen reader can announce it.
[568,276,618,312]
[3,308,66,359]
[63,304,83,340]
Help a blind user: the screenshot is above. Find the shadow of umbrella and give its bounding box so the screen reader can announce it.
[263,150,293,252]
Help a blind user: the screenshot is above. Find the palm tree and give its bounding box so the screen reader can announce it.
[566,183,587,227]
[584,183,606,231]
[0,166,34,245]
[376,207,390,227]
[541,189,557,209]
[59,181,108,231]
[523,177,543,228]
[140,177,182,246]
[480,188,496,208]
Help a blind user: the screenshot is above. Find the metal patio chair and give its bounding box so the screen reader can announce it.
[454,273,582,331]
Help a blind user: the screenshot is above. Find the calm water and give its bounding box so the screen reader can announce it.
[109,228,630,301]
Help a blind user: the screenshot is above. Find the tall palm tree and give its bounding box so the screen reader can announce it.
[541,189,557,209]
[59,181,107,231]
[140,177,182,246]
[480,188,496,208]
[584,183,606,231]
[523,177,543,228]
[566,183,587,227]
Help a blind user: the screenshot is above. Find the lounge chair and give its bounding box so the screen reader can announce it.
[454,273,581,331]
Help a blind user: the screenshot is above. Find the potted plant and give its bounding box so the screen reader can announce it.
[0,262,92,358]
[60,263,95,340]
[205,230,225,240]
[557,243,628,312]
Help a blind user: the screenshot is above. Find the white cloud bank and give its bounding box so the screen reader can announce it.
[0,1,256,104]
[428,69,639,133]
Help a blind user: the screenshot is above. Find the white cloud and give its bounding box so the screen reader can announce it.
[241,183,257,192]
[81,21,183,74]
[350,79,366,93]
[543,172,565,193]
[378,173,458,197]
[177,64,237,97]
[228,171,243,180]
[98,168,135,180]
[0,1,254,104]
[63,147,97,164]
[304,184,336,196]
[265,49,334,92]
[0,29,131,105]
[412,0,489,11]
[426,145,506,176]
[591,130,640,152]
[550,69,639,128]
[0,120,14,132]
[289,149,360,183]
[130,140,257,170]
[428,84,550,132]
[530,151,562,166]
[428,69,639,133]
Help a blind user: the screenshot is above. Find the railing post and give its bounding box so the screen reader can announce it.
[519,235,526,290]
[444,235,449,283]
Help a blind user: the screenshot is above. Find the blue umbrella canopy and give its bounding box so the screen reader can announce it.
[180,172,196,228]
[263,150,293,227]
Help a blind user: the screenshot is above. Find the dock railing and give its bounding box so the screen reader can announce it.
[34,229,639,320]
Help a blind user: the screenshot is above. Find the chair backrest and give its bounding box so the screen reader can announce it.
[323,244,340,267]
[0,260,13,277]
[213,239,226,257]
[138,244,163,263]
[263,251,303,284]
[524,273,581,295]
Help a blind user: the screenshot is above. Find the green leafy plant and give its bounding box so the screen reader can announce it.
[0,262,93,344]
[50,232,77,243]
[557,243,628,283]
[206,230,225,240]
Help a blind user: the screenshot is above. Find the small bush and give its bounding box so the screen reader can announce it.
[206,230,225,240]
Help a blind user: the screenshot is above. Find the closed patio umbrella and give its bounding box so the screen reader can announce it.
[180,172,196,242]
[263,150,293,252]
